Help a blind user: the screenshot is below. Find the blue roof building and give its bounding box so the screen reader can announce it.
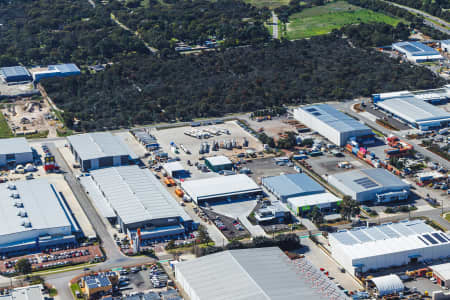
[392,41,443,63]
[261,173,325,201]
[30,63,81,82]
[0,66,32,83]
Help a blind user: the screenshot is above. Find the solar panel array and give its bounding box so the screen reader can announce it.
[401,44,420,53]
[331,220,439,246]
[354,177,379,189]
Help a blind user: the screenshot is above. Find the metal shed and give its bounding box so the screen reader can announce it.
[371,274,404,296]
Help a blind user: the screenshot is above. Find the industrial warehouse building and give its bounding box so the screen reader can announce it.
[294,104,373,146]
[287,192,341,216]
[373,94,450,130]
[373,86,450,104]
[392,41,443,62]
[0,137,34,167]
[261,173,325,201]
[0,179,79,255]
[204,155,233,172]
[83,165,194,241]
[328,169,410,203]
[29,63,81,82]
[68,132,138,171]
[181,174,262,205]
[175,247,346,300]
[329,220,450,275]
[0,66,32,84]
[430,262,450,288]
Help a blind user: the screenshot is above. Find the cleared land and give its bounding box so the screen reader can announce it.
[245,0,290,9]
[285,1,403,39]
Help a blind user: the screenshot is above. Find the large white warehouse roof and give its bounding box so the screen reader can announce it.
[328,168,408,194]
[67,132,138,161]
[296,104,371,134]
[89,165,191,226]
[376,96,450,126]
[0,179,72,242]
[175,247,338,300]
[330,220,449,260]
[181,174,261,203]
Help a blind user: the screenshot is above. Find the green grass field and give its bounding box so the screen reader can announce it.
[0,113,13,139]
[285,1,403,39]
[245,0,290,8]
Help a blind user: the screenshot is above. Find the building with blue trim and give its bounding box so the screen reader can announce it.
[262,173,325,201]
[30,63,81,82]
[0,66,32,84]
[392,41,443,63]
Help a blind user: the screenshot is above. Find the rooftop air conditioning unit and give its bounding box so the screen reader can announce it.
[17,210,27,217]
[22,221,32,228]
[7,184,16,190]
[14,201,23,208]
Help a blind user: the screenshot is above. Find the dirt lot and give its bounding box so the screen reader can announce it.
[307,154,366,176]
[0,245,102,274]
[246,157,298,182]
[241,114,299,139]
[1,98,59,137]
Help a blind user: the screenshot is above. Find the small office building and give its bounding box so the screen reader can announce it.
[254,201,290,224]
[328,169,410,203]
[68,132,138,171]
[204,156,233,172]
[287,192,341,216]
[0,137,33,167]
[430,262,450,288]
[163,161,188,178]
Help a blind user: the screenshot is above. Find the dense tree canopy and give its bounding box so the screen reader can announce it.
[0,0,148,66]
[106,0,271,50]
[43,33,444,131]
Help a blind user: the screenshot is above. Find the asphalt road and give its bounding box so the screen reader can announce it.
[272,11,279,39]
[44,143,155,299]
[382,0,450,35]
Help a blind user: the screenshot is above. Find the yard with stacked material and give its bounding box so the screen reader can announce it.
[285,1,403,39]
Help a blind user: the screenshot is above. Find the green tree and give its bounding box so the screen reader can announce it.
[197,225,211,245]
[15,259,32,274]
[340,196,360,221]
[310,206,324,225]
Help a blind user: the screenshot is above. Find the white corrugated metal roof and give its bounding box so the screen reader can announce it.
[330,220,450,259]
[329,168,409,194]
[181,174,261,202]
[176,247,328,300]
[0,137,32,155]
[89,166,191,225]
[67,132,137,161]
[371,274,404,296]
[4,284,44,300]
[288,192,340,208]
[0,179,72,237]
[376,96,450,125]
[163,162,185,174]
[430,262,450,280]
[205,155,232,166]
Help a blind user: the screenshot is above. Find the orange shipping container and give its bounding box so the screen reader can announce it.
[175,189,184,197]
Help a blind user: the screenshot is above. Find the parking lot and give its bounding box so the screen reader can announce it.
[246,157,297,182]
[202,208,251,240]
[0,245,102,275]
